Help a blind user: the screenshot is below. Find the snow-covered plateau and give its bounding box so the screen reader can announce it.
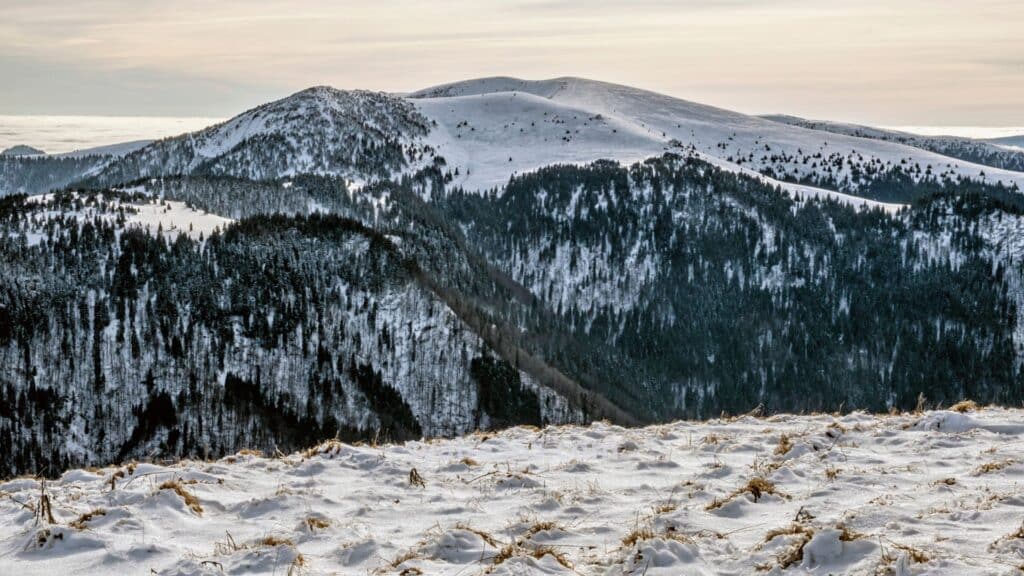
[3,407,1024,575]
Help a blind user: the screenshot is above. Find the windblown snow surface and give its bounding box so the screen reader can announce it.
[3,408,1024,575]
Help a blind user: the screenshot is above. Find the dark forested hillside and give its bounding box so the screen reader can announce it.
[0,155,110,196]
[2,150,1024,478]
[0,192,579,477]
[441,155,1024,419]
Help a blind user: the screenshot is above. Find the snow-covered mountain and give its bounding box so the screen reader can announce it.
[4,76,1024,205]
[409,77,1024,199]
[3,76,1024,481]
[88,87,432,186]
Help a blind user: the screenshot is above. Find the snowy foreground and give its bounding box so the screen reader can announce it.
[2,409,1024,575]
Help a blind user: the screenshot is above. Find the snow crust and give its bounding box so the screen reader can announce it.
[3,408,1024,575]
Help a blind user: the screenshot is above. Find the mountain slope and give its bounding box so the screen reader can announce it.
[411,77,1024,201]
[764,114,1024,172]
[88,87,431,186]
[0,191,583,477]
[1,145,45,157]
[4,78,1024,480]
[440,155,1024,420]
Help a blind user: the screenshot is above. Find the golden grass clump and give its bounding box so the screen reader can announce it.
[950,400,978,413]
[409,468,426,488]
[1010,523,1024,540]
[158,480,203,515]
[304,516,331,532]
[654,502,678,514]
[454,523,501,548]
[522,521,560,539]
[488,543,573,572]
[257,535,295,547]
[774,434,793,456]
[529,546,573,569]
[885,542,930,564]
[825,465,841,481]
[621,527,655,547]
[762,524,815,569]
[707,477,783,510]
[620,525,693,549]
[973,459,1015,475]
[302,439,345,458]
[70,508,107,530]
[836,523,864,542]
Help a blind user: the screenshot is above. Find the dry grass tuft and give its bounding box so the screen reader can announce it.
[950,400,978,413]
[158,480,203,515]
[454,523,502,548]
[212,531,243,555]
[621,525,692,549]
[764,523,814,544]
[302,439,345,458]
[69,508,106,530]
[707,477,783,510]
[743,477,779,501]
[522,521,560,539]
[654,502,678,514]
[702,433,722,445]
[621,527,655,547]
[36,482,57,525]
[388,549,420,569]
[409,468,426,488]
[287,554,308,576]
[460,457,479,467]
[825,465,841,481]
[488,542,573,572]
[236,448,263,457]
[837,523,864,542]
[973,459,1015,475]
[934,477,957,487]
[304,516,330,532]
[763,524,815,569]
[774,434,793,456]
[886,542,930,564]
[530,546,573,569]
[257,535,295,547]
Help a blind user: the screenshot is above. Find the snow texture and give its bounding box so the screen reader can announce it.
[3,408,1024,575]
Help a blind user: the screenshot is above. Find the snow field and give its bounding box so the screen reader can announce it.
[411,77,1024,210]
[2,408,1024,574]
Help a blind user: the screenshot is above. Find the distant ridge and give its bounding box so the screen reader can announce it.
[1,144,45,156]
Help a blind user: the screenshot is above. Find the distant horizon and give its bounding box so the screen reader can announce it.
[2,2,1022,125]
[4,109,1024,156]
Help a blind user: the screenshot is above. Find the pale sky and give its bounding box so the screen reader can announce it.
[1,0,1021,125]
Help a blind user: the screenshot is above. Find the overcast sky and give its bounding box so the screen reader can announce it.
[1,0,1021,125]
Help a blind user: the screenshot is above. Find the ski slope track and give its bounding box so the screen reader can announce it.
[2,408,1024,575]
